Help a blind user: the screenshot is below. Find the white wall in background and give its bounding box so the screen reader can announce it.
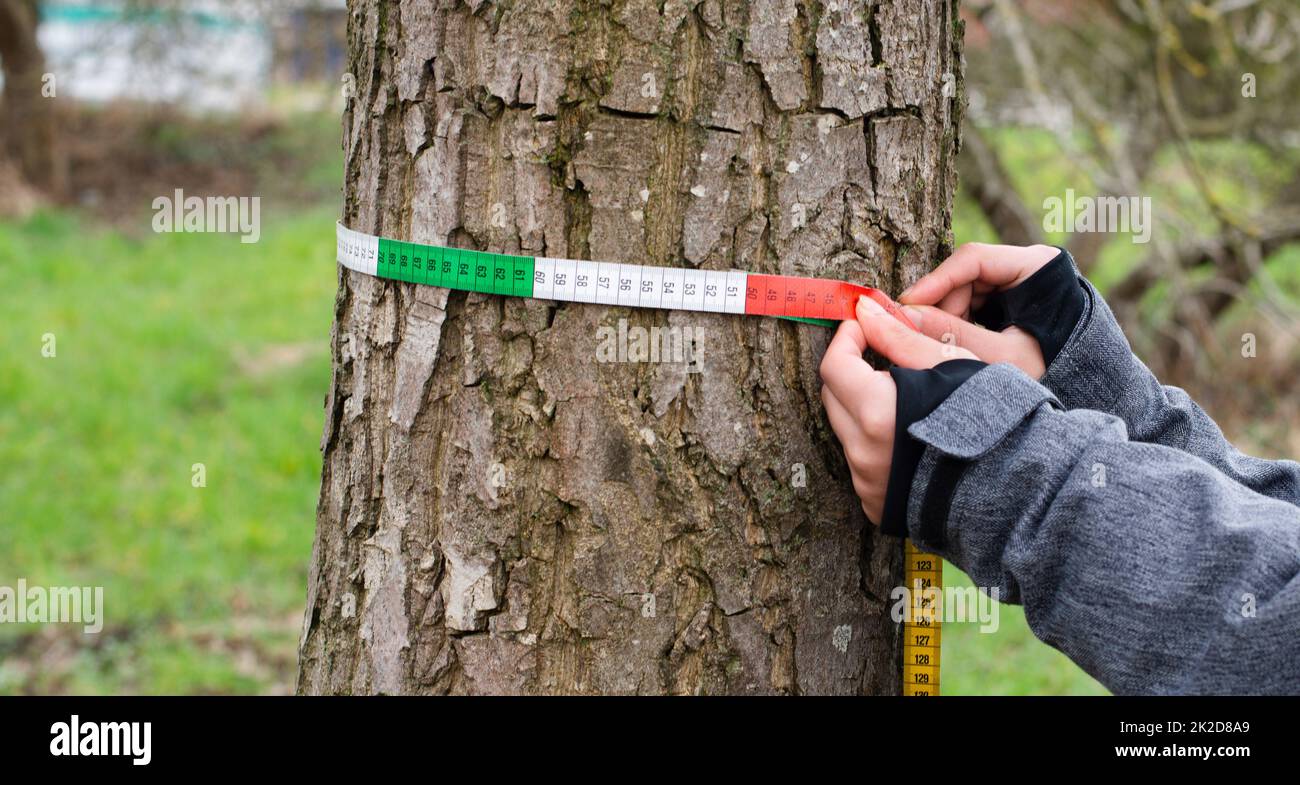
[36,2,271,111]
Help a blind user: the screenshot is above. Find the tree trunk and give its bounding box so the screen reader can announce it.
[299,0,964,695]
[0,0,61,194]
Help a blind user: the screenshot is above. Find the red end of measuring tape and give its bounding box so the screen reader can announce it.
[744,275,918,332]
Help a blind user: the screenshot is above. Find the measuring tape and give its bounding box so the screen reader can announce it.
[334,223,924,329]
[336,221,941,694]
[903,541,942,695]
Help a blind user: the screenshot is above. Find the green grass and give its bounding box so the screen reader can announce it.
[0,204,337,694]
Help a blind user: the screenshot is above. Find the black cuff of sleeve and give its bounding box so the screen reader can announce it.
[879,358,987,537]
[970,248,1086,366]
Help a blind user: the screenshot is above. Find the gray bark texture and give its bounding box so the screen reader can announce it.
[299,0,965,695]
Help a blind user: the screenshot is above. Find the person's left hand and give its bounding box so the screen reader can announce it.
[820,295,978,524]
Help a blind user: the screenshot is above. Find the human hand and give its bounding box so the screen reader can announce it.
[819,296,978,525]
[897,243,1059,378]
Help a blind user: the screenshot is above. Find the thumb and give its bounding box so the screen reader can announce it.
[856,296,977,368]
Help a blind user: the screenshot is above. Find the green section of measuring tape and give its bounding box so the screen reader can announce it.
[377,237,535,297]
[782,315,839,327]
[372,236,837,328]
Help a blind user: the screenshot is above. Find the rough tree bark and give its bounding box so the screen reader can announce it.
[0,0,61,193]
[299,0,964,695]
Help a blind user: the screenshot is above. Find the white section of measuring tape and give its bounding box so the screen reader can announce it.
[530,257,748,314]
[336,222,378,277]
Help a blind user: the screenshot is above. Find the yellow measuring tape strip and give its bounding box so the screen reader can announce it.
[903,541,942,695]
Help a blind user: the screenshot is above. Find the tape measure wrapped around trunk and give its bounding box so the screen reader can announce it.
[336,222,918,331]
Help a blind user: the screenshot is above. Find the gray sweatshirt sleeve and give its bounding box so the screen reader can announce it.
[1039,267,1300,506]
[904,363,1300,695]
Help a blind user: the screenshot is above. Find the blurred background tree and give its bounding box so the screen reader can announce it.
[0,0,61,196]
[959,0,1300,394]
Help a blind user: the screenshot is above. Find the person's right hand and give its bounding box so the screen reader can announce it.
[897,243,1060,379]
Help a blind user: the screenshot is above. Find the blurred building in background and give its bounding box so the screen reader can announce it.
[31,0,345,111]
